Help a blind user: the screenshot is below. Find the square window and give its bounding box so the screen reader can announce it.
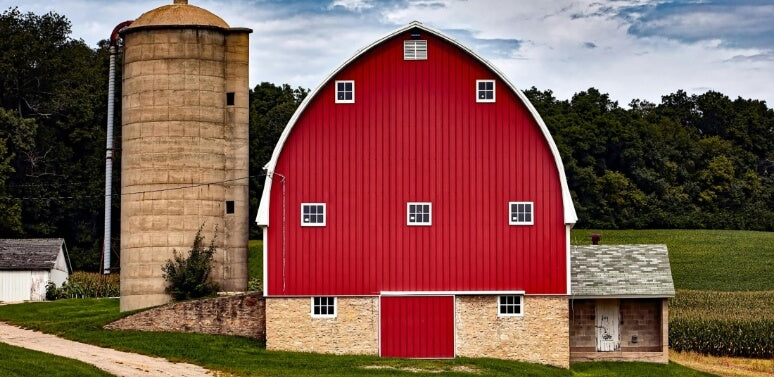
[498,295,523,317]
[407,202,432,226]
[476,80,495,103]
[404,40,428,60]
[335,80,354,103]
[509,201,534,225]
[311,297,336,318]
[226,92,235,106]
[301,203,326,226]
[225,200,235,214]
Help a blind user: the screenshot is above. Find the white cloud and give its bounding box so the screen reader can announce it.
[328,0,374,12]
[1,0,772,105]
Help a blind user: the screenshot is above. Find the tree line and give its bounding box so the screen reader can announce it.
[1,9,771,271]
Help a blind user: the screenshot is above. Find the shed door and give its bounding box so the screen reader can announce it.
[0,271,32,302]
[596,299,620,351]
[380,296,454,358]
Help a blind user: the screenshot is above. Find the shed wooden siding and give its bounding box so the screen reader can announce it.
[266,30,566,295]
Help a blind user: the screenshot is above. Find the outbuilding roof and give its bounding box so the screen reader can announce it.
[0,238,69,271]
[571,244,675,298]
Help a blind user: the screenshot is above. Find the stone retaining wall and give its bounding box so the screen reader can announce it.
[105,292,265,340]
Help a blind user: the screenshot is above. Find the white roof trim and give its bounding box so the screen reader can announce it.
[256,21,577,226]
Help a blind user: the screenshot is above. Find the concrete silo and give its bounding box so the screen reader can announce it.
[120,0,250,311]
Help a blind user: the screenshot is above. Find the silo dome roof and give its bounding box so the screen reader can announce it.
[127,0,229,31]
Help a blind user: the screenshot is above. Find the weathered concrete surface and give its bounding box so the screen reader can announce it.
[120,2,251,312]
[106,292,265,340]
[0,322,213,377]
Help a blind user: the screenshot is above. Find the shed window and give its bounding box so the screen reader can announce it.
[226,92,235,106]
[311,297,336,318]
[407,202,432,226]
[226,200,235,214]
[509,201,533,225]
[335,80,354,103]
[404,40,428,60]
[498,295,523,317]
[301,203,326,226]
[476,80,495,102]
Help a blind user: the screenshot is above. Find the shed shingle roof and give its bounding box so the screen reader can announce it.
[571,244,675,297]
[0,238,65,271]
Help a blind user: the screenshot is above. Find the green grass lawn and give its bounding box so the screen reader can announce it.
[0,342,113,377]
[248,240,262,284]
[570,229,774,291]
[0,298,714,377]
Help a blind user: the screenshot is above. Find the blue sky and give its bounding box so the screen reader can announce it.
[3,0,773,106]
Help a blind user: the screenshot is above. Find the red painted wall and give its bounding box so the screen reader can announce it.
[381,296,455,358]
[266,30,567,295]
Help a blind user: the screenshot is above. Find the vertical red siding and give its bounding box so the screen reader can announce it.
[267,30,567,296]
[381,296,455,358]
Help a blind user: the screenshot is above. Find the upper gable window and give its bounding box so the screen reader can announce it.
[301,203,326,226]
[407,202,432,226]
[476,80,496,103]
[509,202,534,225]
[404,40,428,60]
[335,80,354,103]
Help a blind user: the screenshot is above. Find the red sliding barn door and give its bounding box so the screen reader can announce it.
[380,296,454,358]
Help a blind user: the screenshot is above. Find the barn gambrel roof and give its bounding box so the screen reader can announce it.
[0,238,71,272]
[256,21,578,227]
[571,244,675,298]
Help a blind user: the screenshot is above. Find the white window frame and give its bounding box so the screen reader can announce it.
[310,297,337,318]
[497,295,524,317]
[406,202,432,226]
[404,39,428,60]
[509,201,534,225]
[335,80,354,103]
[301,203,326,227]
[476,79,496,103]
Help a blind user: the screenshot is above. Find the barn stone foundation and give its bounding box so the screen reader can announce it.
[265,297,379,355]
[455,295,570,368]
[569,298,668,363]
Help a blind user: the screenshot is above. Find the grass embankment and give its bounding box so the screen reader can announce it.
[0,342,113,377]
[0,298,711,376]
[570,229,774,291]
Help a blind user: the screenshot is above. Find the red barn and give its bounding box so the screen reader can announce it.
[257,22,578,367]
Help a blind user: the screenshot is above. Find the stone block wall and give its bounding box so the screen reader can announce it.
[569,299,595,351]
[106,292,264,339]
[455,296,570,368]
[620,298,662,352]
[265,297,378,355]
[569,298,669,364]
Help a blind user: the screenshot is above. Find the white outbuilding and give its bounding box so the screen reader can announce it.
[0,238,72,302]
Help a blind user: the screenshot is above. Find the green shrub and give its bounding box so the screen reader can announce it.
[670,318,774,358]
[162,226,220,301]
[46,272,120,300]
[247,277,261,292]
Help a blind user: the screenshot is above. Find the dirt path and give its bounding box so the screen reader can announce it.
[0,322,215,377]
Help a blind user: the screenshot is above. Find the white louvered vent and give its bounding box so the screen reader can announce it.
[404,40,428,60]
